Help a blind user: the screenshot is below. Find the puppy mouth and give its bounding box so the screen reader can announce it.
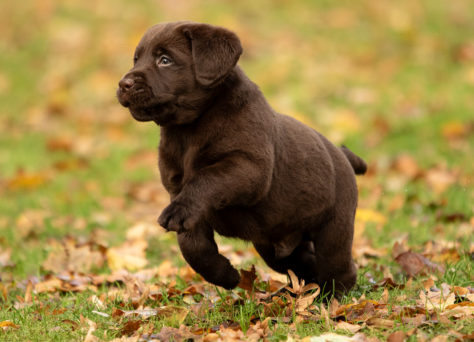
[117,85,175,121]
[117,83,152,108]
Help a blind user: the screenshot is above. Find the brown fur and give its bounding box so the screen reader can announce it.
[117,21,367,296]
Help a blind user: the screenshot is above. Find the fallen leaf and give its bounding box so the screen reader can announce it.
[238,265,257,292]
[107,239,148,271]
[42,237,105,274]
[0,320,20,330]
[418,287,456,311]
[442,302,474,319]
[335,320,362,333]
[119,320,142,337]
[152,326,197,342]
[34,276,63,293]
[425,167,456,194]
[366,317,395,328]
[387,331,406,342]
[83,319,99,342]
[7,169,48,190]
[302,333,370,342]
[395,251,444,277]
[125,222,161,241]
[356,209,387,225]
[441,121,469,141]
[392,154,420,179]
[335,300,380,323]
[46,137,73,151]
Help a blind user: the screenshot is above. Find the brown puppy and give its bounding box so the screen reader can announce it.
[117,21,366,297]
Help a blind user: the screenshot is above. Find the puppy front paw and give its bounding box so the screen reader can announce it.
[158,199,201,233]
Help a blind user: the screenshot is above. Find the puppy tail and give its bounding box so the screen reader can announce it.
[341,145,367,175]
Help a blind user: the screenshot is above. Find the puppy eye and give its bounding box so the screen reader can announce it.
[157,55,173,66]
[133,55,138,64]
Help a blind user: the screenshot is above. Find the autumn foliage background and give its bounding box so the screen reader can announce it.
[0,0,473,341]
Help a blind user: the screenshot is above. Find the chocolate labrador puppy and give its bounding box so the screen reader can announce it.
[117,21,366,297]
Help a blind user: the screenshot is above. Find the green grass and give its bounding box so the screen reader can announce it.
[1,0,473,340]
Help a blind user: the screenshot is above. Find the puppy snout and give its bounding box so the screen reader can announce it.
[119,78,135,92]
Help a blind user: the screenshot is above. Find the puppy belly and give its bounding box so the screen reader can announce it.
[211,208,265,242]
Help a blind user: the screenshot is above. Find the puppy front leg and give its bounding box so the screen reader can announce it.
[159,153,272,233]
[177,224,240,289]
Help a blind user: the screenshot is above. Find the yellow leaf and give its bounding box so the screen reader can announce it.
[7,170,48,190]
[356,209,387,225]
[0,320,20,330]
[107,240,148,271]
[441,121,468,140]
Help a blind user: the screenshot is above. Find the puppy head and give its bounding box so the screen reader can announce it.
[117,21,242,125]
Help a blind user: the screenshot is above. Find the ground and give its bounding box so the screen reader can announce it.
[0,0,473,341]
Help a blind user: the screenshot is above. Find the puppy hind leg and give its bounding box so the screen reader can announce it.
[177,225,240,289]
[254,241,319,285]
[311,218,357,299]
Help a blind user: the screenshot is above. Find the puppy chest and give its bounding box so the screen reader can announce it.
[158,142,204,195]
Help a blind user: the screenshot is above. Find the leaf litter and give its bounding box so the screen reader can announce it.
[2,165,473,341]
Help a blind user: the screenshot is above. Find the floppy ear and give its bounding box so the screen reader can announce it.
[182,23,242,87]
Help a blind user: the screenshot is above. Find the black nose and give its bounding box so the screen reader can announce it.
[119,78,135,92]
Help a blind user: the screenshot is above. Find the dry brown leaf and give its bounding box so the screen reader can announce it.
[387,331,406,342]
[392,237,410,259]
[374,277,404,290]
[245,318,272,340]
[320,304,332,330]
[156,306,189,324]
[401,313,426,327]
[24,281,33,303]
[422,278,435,290]
[42,238,105,274]
[46,136,73,151]
[335,300,380,323]
[302,333,371,342]
[395,251,444,277]
[151,326,197,342]
[425,167,456,194]
[366,317,395,328]
[107,239,148,271]
[109,336,140,342]
[237,265,257,292]
[34,277,63,293]
[418,287,455,311]
[296,288,320,314]
[156,260,178,279]
[380,288,389,304]
[430,336,449,342]
[83,319,99,342]
[329,298,341,317]
[119,320,142,337]
[0,247,13,268]
[393,154,420,179]
[335,320,363,333]
[442,302,474,319]
[125,222,161,241]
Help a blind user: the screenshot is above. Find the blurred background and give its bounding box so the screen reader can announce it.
[0,0,473,278]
